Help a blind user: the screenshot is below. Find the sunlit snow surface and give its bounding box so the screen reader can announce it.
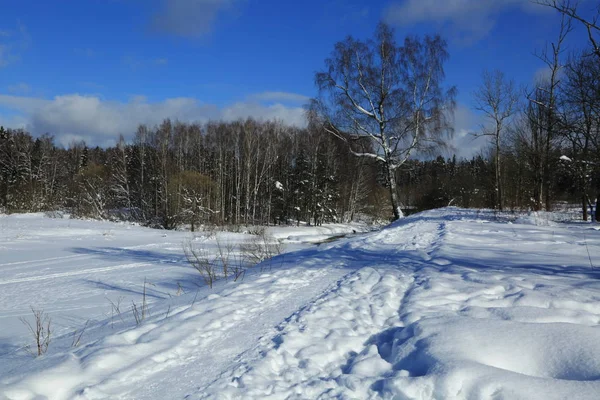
[1,208,600,399]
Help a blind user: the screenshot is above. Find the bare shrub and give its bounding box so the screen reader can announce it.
[183,239,217,288]
[132,279,152,325]
[71,320,89,347]
[44,210,64,219]
[240,230,284,270]
[231,256,246,282]
[246,226,266,236]
[20,307,51,357]
[194,225,217,240]
[215,237,236,279]
[175,282,185,296]
[107,296,125,329]
[184,231,285,288]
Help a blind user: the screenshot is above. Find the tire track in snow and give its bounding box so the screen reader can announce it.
[0,254,91,268]
[0,262,152,285]
[0,242,170,269]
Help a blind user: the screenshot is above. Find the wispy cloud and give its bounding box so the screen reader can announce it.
[0,45,14,67]
[0,92,306,147]
[532,65,555,84]
[249,91,310,104]
[7,82,31,95]
[74,48,99,58]
[123,55,169,70]
[78,81,105,91]
[151,0,243,38]
[320,1,370,29]
[0,21,30,67]
[384,0,547,43]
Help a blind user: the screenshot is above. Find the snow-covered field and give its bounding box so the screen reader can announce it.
[1,208,600,399]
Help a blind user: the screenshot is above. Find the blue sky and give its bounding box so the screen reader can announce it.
[0,0,594,155]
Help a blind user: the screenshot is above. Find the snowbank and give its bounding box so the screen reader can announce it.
[514,211,559,226]
[2,208,600,399]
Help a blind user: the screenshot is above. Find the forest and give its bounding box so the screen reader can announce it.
[0,1,599,227]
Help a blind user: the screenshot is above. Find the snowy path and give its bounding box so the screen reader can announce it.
[2,267,349,400]
[200,211,600,399]
[85,267,350,400]
[200,268,414,399]
[2,209,600,399]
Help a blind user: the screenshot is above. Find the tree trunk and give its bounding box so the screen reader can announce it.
[495,137,503,211]
[582,194,588,221]
[596,193,600,222]
[532,151,543,211]
[387,163,403,221]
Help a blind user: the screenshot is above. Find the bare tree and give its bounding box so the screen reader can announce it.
[313,23,455,220]
[534,0,600,59]
[510,93,549,211]
[76,163,110,219]
[561,52,600,220]
[109,135,133,216]
[473,70,519,211]
[529,13,572,210]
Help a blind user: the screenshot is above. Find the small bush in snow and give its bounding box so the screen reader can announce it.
[184,232,284,287]
[246,226,266,236]
[131,279,152,325]
[240,230,284,270]
[44,210,64,219]
[183,239,218,288]
[20,307,51,357]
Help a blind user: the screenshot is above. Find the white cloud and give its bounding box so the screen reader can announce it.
[533,65,555,84]
[152,0,242,38]
[0,94,491,157]
[0,113,28,131]
[249,91,310,104]
[0,92,306,147]
[451,128,489,158]
[384,0,547,43]
[448,103,487,158]
[222,102,306,126]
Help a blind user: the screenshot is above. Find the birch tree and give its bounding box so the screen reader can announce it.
[473,70,519,211]
[313,23,455,220]
[108,135,133,217]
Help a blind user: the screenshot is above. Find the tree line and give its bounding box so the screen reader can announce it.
[1,0,598,226]
[0,120,391,228]
[0,115,592,228]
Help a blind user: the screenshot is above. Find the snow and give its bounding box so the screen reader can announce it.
[2,208,600,399]
[513,211,558,226]
[269,222,370,244]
